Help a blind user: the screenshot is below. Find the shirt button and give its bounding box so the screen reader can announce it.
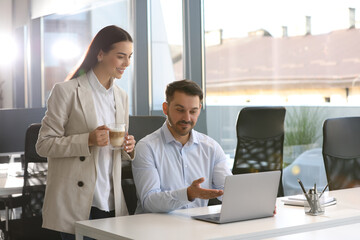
[77,181,84,187]
[80,156,85,161]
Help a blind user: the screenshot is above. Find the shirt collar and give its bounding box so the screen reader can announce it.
[161,121,199,146]
[87,69,114,94]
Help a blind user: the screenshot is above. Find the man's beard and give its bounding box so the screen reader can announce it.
[167,113,194,136]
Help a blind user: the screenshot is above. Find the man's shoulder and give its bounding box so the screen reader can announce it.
[137,128,163,148]
[193,130,220,148]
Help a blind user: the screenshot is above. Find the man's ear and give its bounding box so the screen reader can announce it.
[197,103,202,117]
[162,102,168,116]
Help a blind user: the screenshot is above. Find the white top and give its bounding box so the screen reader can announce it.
[88,70,116,211]
[75,187,360,240]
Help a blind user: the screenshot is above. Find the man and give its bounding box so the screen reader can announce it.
[132,79,232,213]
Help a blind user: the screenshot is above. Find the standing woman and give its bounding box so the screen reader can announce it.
[36,25,136,240]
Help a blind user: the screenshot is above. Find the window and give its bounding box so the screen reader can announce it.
[204,0,360,195]
[150,0,184,110]
[42,0,133,112]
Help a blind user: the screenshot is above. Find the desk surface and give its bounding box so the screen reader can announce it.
[75,187,360,240]
[265,222,360,240]
[0,162,47,196]
[0,162,23,196]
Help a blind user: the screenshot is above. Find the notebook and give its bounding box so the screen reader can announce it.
[282,194,337,207]
[192,171,281,224]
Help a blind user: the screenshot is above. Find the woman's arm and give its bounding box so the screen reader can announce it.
[36,84,91,158]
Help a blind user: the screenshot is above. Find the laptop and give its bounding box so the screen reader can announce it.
[192,170,281,224]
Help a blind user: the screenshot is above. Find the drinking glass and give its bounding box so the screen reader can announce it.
[108,123,126,150]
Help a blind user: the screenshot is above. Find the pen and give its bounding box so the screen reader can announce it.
[318,182,330,199]
[297,178,308,196]
[297,178,315,212]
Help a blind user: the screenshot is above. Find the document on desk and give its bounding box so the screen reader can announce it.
[282,194,337,207]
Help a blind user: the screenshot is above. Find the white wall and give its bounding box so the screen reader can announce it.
[0,0,115,109]
[13,0,30,28]
[31,0,118,19]
[0,0,13,108]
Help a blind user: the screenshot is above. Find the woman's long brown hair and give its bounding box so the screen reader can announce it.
[65,25,132,81]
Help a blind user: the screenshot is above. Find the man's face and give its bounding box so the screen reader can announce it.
[163,91,202,137]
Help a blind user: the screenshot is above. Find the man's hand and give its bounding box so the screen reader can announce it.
[187,177,224,201]
[88,125,110,146]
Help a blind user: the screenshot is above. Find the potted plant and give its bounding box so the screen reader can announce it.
[283,107,325,166]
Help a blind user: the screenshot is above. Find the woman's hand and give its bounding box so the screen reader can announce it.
[124,134,136,153]
[88,125,110,146]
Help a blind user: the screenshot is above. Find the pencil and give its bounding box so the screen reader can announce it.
[297,178,315,212]
[319,182,330,199]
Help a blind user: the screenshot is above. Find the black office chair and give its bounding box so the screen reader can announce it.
[322,117,360,191]
[0,123,60,240]
[121,116,166,215]
[232,107,286,197]
[21,124,47,218]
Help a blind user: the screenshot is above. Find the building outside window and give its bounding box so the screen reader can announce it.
[204,0,360,195]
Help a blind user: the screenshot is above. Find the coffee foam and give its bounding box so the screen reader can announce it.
[110,124,126,132]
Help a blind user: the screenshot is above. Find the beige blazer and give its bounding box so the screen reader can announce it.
[36,74,132,234]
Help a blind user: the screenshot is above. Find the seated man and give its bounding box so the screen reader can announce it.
[132,79,232,213]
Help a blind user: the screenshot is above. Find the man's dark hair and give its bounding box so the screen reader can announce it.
[165,79,203,103]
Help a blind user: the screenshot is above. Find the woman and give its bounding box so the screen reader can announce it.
[36,25,136,240]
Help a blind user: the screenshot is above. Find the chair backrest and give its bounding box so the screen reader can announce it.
[122,115,166,215]
[22,123,47,218]
[232,107,286,196]
[322,117,360,190]
[128,115,166,144]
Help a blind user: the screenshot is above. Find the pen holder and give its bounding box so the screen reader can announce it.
[304,189,324,216]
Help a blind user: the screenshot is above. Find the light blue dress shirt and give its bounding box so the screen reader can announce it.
[132,122,232,213]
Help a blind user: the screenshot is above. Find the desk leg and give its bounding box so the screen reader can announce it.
[5,206,8,233]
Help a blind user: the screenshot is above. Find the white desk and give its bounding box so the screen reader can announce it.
[0,160,46,236]
[265,222,360,240]
[0,162,24,196]
[75,188,360,240]
[0,161,24,235]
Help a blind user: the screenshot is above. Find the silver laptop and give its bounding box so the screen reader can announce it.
[192,171,281,224]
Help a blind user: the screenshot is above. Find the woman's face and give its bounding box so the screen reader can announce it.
[97,41,133,79]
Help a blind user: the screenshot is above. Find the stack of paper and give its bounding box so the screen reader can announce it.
[282,194,337,207]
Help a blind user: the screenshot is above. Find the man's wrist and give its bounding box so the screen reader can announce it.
[187,186,195,201]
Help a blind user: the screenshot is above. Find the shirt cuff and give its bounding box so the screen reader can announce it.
[173,187,194,203]
[79,132,91,156]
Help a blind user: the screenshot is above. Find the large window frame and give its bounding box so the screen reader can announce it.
[134,0,207,133]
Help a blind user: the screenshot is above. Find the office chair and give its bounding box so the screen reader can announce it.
[21,123,47,218]
[232,107,286,197]
[122,116,166,215]
[0,123,60,240]
[322,117,360,190]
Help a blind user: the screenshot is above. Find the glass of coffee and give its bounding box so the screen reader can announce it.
[108,123,126,150]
